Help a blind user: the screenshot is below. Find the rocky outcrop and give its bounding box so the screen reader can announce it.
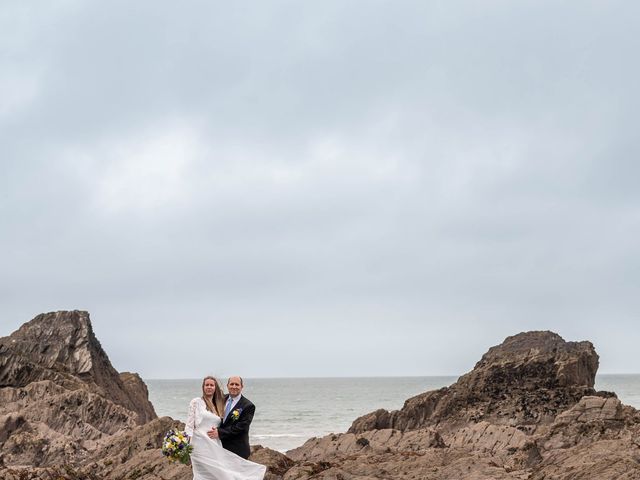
[0,416,191,480]
[0,311,294,480]
[0,311,156,424]
[523,395,640,479]
[250,446,296,479]
[349,331,598,437]
[3,316,639,479]
[119,372,155,423]
[285,331,640,479]
[0,311,161,475]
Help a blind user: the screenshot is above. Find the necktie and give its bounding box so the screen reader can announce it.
[224,397,234,420]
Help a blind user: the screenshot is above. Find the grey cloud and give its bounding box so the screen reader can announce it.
[1,0,639,377]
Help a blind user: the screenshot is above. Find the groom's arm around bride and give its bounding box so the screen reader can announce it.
[209,376,256,460]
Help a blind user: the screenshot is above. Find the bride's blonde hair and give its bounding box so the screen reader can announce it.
[201,376,225,417]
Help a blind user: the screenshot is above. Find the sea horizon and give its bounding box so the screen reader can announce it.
[146,374,640,452]
[144,372,640,380]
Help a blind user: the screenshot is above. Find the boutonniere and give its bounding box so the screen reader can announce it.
[230,408,242,422]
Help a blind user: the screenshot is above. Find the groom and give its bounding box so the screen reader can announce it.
[208,376,256,459]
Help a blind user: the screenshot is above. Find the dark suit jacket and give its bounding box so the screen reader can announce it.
[218,394,255,459]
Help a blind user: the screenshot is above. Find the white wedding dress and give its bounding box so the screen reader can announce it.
[185,398,266,480]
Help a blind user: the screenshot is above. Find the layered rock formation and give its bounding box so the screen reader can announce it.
[347,331,598,437]
[0,311,156,424]
[3,313,639,479]
[0,311,160,474]
[285,331,640,479]
[0,311,284,480]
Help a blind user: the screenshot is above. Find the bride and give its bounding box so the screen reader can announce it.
[185,376,266,480]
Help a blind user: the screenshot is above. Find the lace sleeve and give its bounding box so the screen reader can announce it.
[185,398,198,437]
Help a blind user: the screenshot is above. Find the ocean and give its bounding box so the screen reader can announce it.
[146,375,640,452]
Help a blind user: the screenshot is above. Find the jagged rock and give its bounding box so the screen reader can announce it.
[119,372,155,423]
[82,416,190,480]
[4,317,640,480]
[448,421,528,453]
[283,448,525,480]
[0,311,158,475]
[0,417,190,480]
[250,445,295,479]
[349,331,598,438]
[526,396,640,480]
[287,331,640,479]
[0,311,156,424]
[0,380,141,467]
[464,331,598,388]
[288,427,445,463]
[0,311,285,480]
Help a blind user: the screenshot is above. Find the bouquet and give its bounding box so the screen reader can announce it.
[161,429,193,465]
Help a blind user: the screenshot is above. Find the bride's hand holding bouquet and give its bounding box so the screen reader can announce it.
[161,428,193,465]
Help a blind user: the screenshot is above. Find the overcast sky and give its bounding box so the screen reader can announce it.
[1,1,638,378]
